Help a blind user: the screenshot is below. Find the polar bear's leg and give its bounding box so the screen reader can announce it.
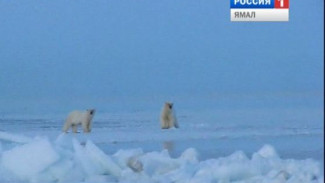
[87,121,92,132]
[161,119,168,129]
[161,114,171,129]
[62,122,71,132]
[72,124,78,133]
[161,124,168,129]
[168,119,172,128]
[82,122,90,133]
[167,116,172,128]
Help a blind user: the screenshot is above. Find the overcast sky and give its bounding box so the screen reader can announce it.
[0,0,323,112]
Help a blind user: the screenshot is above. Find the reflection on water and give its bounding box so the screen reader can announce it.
[163,141,174,153]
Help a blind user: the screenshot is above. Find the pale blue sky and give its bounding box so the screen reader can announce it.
[0,0,323,112]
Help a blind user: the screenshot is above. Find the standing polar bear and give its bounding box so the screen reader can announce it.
[63,109,96,133]
[160,102,179,129]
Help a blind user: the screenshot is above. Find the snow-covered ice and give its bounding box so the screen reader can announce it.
[0,106,323,183]
[0,132,323,183]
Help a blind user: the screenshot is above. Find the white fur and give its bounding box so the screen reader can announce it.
[160,102,178,129]
[62,109,95,133]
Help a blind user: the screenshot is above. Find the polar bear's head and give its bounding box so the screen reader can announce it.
[87,109,96,117]
[165,102,173,109]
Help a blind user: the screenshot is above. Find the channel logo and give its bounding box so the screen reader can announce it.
[230,0,289,21]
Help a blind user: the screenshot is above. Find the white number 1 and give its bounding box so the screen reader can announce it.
[278,0,284,7]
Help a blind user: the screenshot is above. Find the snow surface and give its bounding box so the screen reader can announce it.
[0,106,323,183]
[0,132,323,183]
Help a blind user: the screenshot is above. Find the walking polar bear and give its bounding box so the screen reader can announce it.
[63,109,96,133]
[160,102,179,129]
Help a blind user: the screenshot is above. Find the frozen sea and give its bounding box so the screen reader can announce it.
[0,95,323,182]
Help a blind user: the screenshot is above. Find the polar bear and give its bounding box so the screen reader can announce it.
[160,102,179,129]
[62,109,95,133]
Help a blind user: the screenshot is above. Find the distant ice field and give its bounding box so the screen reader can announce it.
[0,108,323,161]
